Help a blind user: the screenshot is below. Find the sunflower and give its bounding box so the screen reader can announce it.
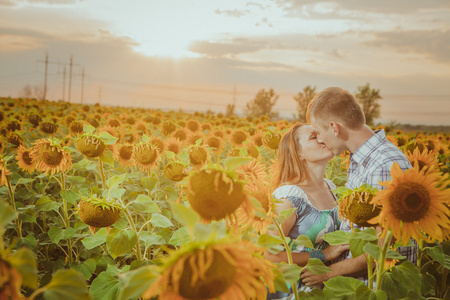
[386,135,398,147]
[0,160,12,187]
[230,130,247,147]
[29,139,72,175]
[186,119,201,133]
[204,135,224,155]
[132,142,159,171]
[142,238,275,300]
[120,131,136,144]
[187,132,204,146]
[107,118,122,128]
[188,145,209,166]
[405,148,439,173]
[68,121,85,136]
[0,257,24,299]
[227,148,241,157]
[251,130,264,147]
[164,161,188,181]
[6,120,21,132]
[150,137,166,153]
[39,121,58,135]
[245,141,260,159]
[114,144,133,167]
[403,139,426,154]
[186,166,253,225]
[162,121,177,136]
[235,159,267,183]
[211,129,227,140]
[337,184,381,230]
[263,131,281,150]
[28,114,41,127]
[236,180,276,234]
[166,137,182,155]
[78,196,122,232]
[134,121,148,137]
[16,145,35,173]
[75,134,106,158]
[173,128,189,142]
[369,162,450,245]
[6,132,24,148]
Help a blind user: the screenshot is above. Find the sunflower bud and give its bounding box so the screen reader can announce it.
[188,146,208,166]
[338,185,381,229]
[39,121,58,135]
[186,167,248,221]
[78,197,121,228]
[75,135,106,158]
[164,162,187,181]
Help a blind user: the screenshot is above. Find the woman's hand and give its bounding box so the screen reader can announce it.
[322,243,349,262]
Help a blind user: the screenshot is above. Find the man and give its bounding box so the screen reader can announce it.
[300,86,416,286]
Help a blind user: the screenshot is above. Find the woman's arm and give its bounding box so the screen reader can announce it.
[265,197,348,267]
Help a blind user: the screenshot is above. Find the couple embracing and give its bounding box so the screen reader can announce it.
[266,87,416,299]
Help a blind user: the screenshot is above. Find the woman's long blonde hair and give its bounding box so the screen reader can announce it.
[274,122,306,188]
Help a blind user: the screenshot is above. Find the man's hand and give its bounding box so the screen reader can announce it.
[300,269,332,287]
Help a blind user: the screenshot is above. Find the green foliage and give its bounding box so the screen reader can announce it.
[355,83,382,126]
[293,85,316,122]
[244,88,279,118]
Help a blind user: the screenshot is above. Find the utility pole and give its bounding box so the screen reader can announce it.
[68,55,73,103]
[81,68,85,104]
[67,55,81,103]
[43,53,48,100]
[62,66,66,101]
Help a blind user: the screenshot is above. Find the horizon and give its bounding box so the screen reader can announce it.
[1,0,450,126]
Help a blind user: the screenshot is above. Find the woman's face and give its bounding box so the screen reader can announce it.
[297,125,334,163]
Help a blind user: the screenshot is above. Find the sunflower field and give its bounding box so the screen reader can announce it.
[1,97,449,300]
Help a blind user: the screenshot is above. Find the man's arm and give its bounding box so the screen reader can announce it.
[300,252,368,286]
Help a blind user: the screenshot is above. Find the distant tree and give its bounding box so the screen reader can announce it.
[244,88,279,118]
[355,83,382,126]
[293,85,316,122]
[20,84,44,100]
[225,103,235,117]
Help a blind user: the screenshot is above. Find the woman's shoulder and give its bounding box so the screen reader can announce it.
[272,184,306,200]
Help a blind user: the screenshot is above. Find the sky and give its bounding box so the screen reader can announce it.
[1,0,450,125]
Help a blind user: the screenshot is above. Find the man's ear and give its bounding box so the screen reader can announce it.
[329,121,341,136]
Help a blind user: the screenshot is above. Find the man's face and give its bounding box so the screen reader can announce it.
[310,117,343,156]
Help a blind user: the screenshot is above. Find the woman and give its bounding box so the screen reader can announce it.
[266,123,348,299]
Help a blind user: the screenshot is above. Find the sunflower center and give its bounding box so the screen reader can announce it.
[167,143,180,154]
[119,145,133,160]
[40,143,63,166]
[179,250,236,299]
[22,151,33,165]
[390,182,431,222]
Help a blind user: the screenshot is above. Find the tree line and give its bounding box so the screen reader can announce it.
[240,83,382,126]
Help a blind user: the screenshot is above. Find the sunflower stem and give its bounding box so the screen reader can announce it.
[123,208,143,261]
[367,254,374,290]
[98,158,106,190]
[375,230,392,291]
[60,172,73,264]
[417,239,423,269]
[270,216,300,300]
[5,177,22,239]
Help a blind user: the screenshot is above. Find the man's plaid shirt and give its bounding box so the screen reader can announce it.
[337,129,416,284]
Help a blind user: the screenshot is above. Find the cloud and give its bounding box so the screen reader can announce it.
[274,0,450,15]
[189,40,264,57]
[22,0,82,4]
[0,0,14,6]
[214,9,250,18]
[364,29,450,63]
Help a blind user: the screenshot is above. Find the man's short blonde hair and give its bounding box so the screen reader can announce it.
[306,87,365,130]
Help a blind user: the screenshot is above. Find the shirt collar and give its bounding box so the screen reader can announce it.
[350,129,386,165]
